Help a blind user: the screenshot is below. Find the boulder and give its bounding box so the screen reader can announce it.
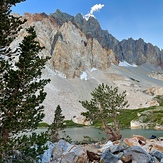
[52,140,87,163]
[123,138,140,147]
[124,146,152,163]
[145,87,163,96]
[110,144,123,154]
[130,120,143,129]
[99,141,113,152]
[121,154,132,163]
[72,115,91,125]
[100,148,119,163]
[151,150,163,161]
[41,141,56,163]
[41,136,163,163]
[41,139,87,163]
[154,124,163,130]
[152,144,163,153]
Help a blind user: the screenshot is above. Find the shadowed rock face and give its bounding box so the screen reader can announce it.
[120,38,163,67]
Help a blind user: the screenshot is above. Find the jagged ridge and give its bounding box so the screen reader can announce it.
[50,9,163,68]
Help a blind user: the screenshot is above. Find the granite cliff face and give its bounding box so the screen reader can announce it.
[49,9,163,68]
[16,9,163,76]
[16,11,118,78]
[120,38,163,67]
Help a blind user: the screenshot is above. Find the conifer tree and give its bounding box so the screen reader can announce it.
[0,0,50,162]
[48,105,66,142]
[80,83,129,141]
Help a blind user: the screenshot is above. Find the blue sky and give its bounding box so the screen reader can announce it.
[12,0,163,49]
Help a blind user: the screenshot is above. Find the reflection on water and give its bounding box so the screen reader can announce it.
[34,127,163,142]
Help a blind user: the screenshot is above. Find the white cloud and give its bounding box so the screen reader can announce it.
[84,4,104,20]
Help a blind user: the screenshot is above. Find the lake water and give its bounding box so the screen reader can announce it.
[34,127,163,142]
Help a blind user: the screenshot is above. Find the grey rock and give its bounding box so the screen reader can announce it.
[150,156,159,163]
[132,160,138,163]
[151,150,163,161]
[161,158,163,163]
[110,145,123,154]
[120,38,163,67]
[117,152,123,159]
[100,148,119,163]
[124,146,152,163]
[41,141,55,163]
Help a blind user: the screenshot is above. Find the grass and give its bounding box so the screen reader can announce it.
[91,106,161,129]
[117,107,156,128]
[140,107,163,125]
[38,105,163,129]
[38,120,84,128]
[38,122,50,128]
[63,120,85,127]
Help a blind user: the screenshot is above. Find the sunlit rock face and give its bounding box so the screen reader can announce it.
[52,21,116,78]
[16,11,118,78]
[14,10,163,79]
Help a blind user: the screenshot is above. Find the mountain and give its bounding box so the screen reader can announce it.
[50,9,163,68]
[11,10,163,124]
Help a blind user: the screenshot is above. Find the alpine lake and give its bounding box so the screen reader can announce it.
[32,127,163,142]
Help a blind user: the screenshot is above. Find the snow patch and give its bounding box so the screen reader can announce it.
[90,67,97,72]
[80,72,88,80]
[119,61,137,67]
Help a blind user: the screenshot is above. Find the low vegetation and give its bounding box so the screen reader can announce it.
[154,95,163,106]
[80,83,129,141]
[88,106,162,129]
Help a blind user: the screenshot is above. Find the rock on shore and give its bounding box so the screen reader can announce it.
[41,135,163,163]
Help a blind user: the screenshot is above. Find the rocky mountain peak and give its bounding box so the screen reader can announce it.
[50,9,73,26]
[14,9,163,75]
[120,37,163,66]
[14,10,118,79]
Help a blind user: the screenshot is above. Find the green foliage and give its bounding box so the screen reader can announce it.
[115,106,162,128]
[64,120,84,127]
[80,83,129,122]
[38,122,50,128]
[0,0,25,52]
[138,107,163,125]
[0,1,50,162]
[1,132,48,163]
[1,26,50,137]
[154,95,163,106]
[80,83,129,141]
[48,105,66,142]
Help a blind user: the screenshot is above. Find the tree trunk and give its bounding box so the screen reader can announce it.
[2,128,9,143]
[102,119,121,141]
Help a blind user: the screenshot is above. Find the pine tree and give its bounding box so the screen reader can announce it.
[0,0,50,162]
[48,105,66,142]
[0,0,25,49]
[0,0,25,103]
[80,83,129,141]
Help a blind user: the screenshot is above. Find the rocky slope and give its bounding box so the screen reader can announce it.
[11,10,163,124]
